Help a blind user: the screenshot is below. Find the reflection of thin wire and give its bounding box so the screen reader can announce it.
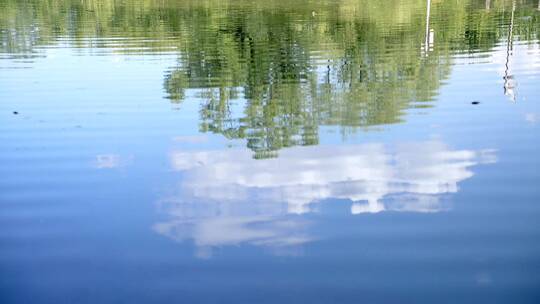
[503,0,516,102]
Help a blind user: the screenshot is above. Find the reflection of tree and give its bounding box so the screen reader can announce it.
[2,0,538,54]
[1,0,539,157]
[158,0,540,157]
[162,7,445,157]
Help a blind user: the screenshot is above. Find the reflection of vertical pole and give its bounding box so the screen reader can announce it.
[503,0,516,102]
[424,0,432,56]
[486,0,491,10]
[326,60,330,84]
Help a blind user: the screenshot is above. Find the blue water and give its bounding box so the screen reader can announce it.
[1,0,540,303]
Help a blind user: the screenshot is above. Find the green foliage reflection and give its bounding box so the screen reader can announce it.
[1,0,539,157]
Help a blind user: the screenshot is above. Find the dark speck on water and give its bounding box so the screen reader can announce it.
[471,101,480,105]
[12,111,18,114]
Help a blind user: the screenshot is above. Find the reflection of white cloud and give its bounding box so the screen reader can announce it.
[93,154,132,169]
[94,154,121,169]
[156,141,496,256]
[172,135,208,143]
[168,142,495,214]
[154,216,310,258]
[525,113,538,124]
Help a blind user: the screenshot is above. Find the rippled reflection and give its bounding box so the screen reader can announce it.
[155,141,496,256]
[2,0,539,158]
[159,0,538,157]
[1,0,540,301]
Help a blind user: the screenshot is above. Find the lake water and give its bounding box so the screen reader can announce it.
[1,0,540,303]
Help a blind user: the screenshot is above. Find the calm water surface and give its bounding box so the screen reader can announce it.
[1,0,540,303]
